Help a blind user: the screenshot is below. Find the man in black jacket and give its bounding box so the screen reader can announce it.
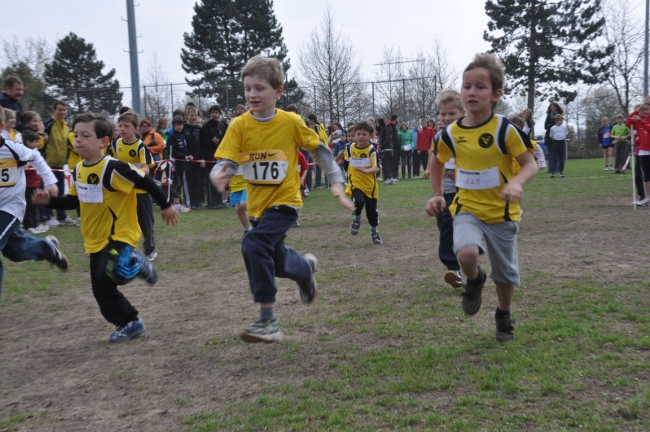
[183,107,205,209]
[0,76,25,132]
[200,105,228,208]
[388,114,402,182]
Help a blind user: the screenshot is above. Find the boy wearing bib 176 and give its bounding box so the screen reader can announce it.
[211,55,354,344]
[426,53,537,342]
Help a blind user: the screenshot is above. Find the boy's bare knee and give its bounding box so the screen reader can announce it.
[456,246,479,264]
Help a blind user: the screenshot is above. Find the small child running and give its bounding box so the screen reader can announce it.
[426,53,537,342]
[33,112,179,342]
[345,120,382,244]
[211,55,354,343]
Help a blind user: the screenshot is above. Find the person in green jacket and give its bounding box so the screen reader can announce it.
[398,122,414,179]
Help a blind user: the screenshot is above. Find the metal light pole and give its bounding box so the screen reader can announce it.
[126,0,141,114]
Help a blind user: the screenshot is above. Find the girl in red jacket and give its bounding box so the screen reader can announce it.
[626,100,650,205]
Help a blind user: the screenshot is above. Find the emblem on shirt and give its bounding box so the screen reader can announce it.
[129,149,137,157]
[478,133,494,149]
[87,173,100,184]
[457,136,467,143]
[360,153,367,158]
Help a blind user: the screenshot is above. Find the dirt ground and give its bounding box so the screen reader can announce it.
[1,182,648,431]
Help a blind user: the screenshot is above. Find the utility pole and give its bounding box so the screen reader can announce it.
[125,0,141,114]
[643,0,650,97]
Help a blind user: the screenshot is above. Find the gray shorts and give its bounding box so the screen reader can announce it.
[453,212,520,286]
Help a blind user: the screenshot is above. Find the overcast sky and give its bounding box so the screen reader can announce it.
[3,0,648,110]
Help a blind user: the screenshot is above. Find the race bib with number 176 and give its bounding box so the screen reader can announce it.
[240,150,289,185]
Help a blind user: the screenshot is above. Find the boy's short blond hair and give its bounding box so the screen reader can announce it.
[616,113,624,119]
[186,106,198,115]
[3,108,15,121]
[347,125,356,133]
[554,114,563,121]
[464,53,505,110]
[508,114,525,128]
[118,111,140,128]
[241,55,285,89]
[436,88,464,111]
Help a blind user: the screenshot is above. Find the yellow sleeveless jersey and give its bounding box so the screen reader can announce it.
[215,110,319,219]
[344,143,378,198]
[70,156,145,253]
[108,138,154,194]
[434,114,532,223]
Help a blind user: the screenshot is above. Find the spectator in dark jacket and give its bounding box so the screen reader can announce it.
[183,107,204,209]
[0,76,25,132]
[200,105,228,207]
[544,102,563,174]
[388,114,402,182]
[377,118,395,185]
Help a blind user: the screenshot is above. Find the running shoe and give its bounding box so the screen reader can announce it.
[45,235,69,271]
[297,253,318,304]
[444,270,463,288]
[461,267,486,316]
[239,318,284,343]
[109,317,146,342]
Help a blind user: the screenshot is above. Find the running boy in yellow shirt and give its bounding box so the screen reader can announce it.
[344,120,382,244]
[426,53,537,342]
[34,112,179,342]
[211,55,354,343]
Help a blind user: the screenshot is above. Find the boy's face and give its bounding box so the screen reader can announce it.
[28,117,41,130]
[438,102,464,128]
[243,75,283,115]
[74,121,107,160]
[556,118,563,125]
[602,118,609,126]
[187,112,198,124]
[174,123,183,132]
[639,105,650,118]
[461,67,501,115]
[210,110,221,120]
[355,129,370,146]
[6,117,16,129]
[348,131,356,142]
[616,116,624,124]
[118,121,138,140]
[236,106,246,116]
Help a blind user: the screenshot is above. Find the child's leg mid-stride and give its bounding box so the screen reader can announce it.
[439,192,462,288]
[90,240,157,342]
[0,211,69,299]
[453,213,519,341]
[240,206,316,343]
[352,189,381,244]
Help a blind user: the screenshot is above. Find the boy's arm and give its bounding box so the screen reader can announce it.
[425,157,445,216]
[33,191,80,210]
[210,159,238,192]
[501,151,537,204]
[309,143,354,211]
[27,148,57,187]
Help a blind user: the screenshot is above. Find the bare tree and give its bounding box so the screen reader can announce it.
[297,5,366,124]
[141,53,171,122]
[1,36,52,80]
[601,0,644,115]
[374,46,406,119]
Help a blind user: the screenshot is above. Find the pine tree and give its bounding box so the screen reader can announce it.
[44,33,122,115]
[181,0,289,101]
[483,0,613,108]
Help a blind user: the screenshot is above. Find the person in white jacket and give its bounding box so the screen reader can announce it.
[0,109,69,299]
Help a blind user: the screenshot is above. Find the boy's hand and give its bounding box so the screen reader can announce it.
[330,183,355,212]
[199,160,206,168]
[423,169,431,179]
[425,196,446,217]
[32,188,52,205]
[500,181,523,204]
[632,115,641,123]
[44,183,59,196]
[161,206,180,226]
[211,164,230,192]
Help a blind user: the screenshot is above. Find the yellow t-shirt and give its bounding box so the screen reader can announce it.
[70,156,144,253]
[215,110,319,219]
[108,138,154,194]
[67,131,82,169]
[344,143,379,198]
[229,174,246,193]
[513,139,536,174]
[434,114,531,223]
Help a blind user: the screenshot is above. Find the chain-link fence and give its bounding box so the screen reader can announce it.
[23,76,441,127]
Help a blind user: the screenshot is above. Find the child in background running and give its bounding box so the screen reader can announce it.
[345,121,382,244]
[427,53,537,342]
[431,88,465,288]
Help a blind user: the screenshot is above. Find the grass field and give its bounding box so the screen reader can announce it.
[1,158,649,431]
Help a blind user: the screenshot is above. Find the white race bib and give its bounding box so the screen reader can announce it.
[0,158,20,187]
[444,158,456,170]
[349,157,371,167]
[455,167,500,190]
[76,182,103,204]
[240,150,289,185]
